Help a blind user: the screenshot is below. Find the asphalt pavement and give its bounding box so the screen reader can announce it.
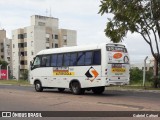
[0,85,160,120]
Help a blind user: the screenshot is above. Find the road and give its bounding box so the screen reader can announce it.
[0,85,160,120]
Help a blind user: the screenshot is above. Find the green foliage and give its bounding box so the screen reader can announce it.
[146,69,154,82]
[130,68,143,83]
[0,60,8,69]
[99,0,159,41]
[130,68,153,85]
[99,0,160,64]
[21,70,28,80]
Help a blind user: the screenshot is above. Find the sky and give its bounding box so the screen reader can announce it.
[0,0,156,64]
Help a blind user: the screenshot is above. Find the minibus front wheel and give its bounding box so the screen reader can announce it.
[34,81,43,92]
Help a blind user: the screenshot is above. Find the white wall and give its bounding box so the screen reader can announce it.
[34,26,46,55]
[66,30,77,46]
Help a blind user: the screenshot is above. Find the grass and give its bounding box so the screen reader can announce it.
[0,79,30,86]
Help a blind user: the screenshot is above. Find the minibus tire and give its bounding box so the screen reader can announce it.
[71,82,82,95]
[35,81,43,92]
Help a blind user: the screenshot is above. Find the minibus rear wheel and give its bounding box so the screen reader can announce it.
[71,81,82,95]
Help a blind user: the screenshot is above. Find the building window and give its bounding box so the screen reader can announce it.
[19,51,27,56]
[18,43,24,48]
[7,44,10,48]
[7,57,10,61]
[55,43,58,48]
[46,38,49,43]
[19,52,24,56]
[31,51,34,55]
[24,51,27,56]
[38,22,45,26]
[1,49,4,52]
[31,32,33,37]
[1,55,4,59]
[46,47,49,49]
[20,60,27,65]
[13,44,15,48]
[0,43,4,49]
[24,42,27,47]
[24,33,27,38]
[20,61,24,65]
[55,35,58,39]
[18,34,24,39]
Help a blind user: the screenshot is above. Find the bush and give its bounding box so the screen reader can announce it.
[20,70,28,80]
[146,69,154,82]
[130,68,153,85]
[130,68,143,84]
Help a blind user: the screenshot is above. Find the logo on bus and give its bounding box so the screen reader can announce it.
[85,67,99,82]
[113,53,122,59]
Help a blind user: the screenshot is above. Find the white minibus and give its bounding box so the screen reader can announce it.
[30,43,130,94]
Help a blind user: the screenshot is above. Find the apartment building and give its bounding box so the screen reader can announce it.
[0,29,5,61]
[0,29,11,63]
[12,15,77,79]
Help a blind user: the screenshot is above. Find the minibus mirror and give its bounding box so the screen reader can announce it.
[30,61,33,70]
[30,61,33,66]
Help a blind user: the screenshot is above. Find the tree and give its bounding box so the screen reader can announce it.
[130,68,143,83]
[0,60,8,69]
[99,0,160,87]
[21,70,28,80]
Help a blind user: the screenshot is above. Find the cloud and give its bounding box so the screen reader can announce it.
[0,0,156,64]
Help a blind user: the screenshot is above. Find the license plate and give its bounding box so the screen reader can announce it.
[112,68,126,73]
